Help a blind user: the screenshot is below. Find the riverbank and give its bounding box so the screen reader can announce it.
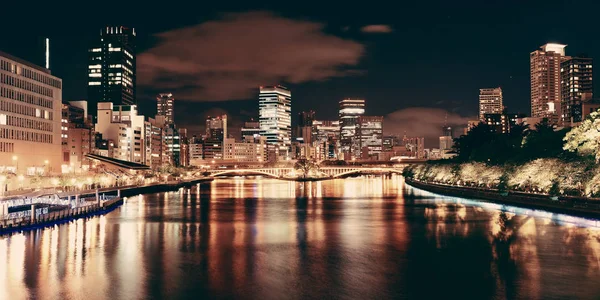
[0,177,213,235]
[405,178,600,219]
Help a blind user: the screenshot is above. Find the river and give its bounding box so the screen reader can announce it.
[1,175,599,299]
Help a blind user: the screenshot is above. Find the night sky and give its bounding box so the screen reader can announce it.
[1,0,598,145]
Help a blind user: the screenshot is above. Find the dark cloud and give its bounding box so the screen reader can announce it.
[138,11,365,101]
[384,107,476,147]
[360,25,393,33]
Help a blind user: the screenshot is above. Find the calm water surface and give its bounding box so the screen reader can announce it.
[1,175,600,299]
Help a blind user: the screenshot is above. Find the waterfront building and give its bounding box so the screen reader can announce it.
[189,143,203,166]
[156,93,175,125]
[95,102,145,164]
[178,128,189,167]
[61,101,93,173]
[560,55,594,125]
[479,87,503,120]
[530,43,567,124]
[144,117,163,169]
[356,115,383,160]
[0,51,63,174]
[223,137,266,162]
[163,124,180,166]
[259,85,291,159]
[203,115,227,160]
[88,26,136,119]
[339,99,365,158]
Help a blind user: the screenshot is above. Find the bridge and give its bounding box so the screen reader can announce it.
[207,166,406,179]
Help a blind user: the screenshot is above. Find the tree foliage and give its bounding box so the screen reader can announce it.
[294,159,319,178]
[453,119,569,164]
[563,109,600,162]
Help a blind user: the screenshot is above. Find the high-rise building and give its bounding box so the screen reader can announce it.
[339,99,365,158]
[178,128,188,167]
[241,119,260,142]
[297,110,315,144]
[530,43,567,123]
[88,26,136,119]
[156,93,174,125]
[312,120,340,160]
[560,56,594,124]
[144,117,164,169]
[357,116,383,160]
[479,87,503,120]
[0,51,63,174]
[203,115,227,160]
[259,86,291,158]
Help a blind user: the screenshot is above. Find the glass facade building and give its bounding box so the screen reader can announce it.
[88,26,136,119]
[259,86,291,158]
[339,99,365,157]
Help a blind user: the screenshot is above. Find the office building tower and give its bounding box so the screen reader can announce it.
[178,128,189,167]
[95,103,145,163]
[312,120,340,160]
[339,99,365,158]
[259,86,291,158]
[479,87,503,120]
[439,136,453,151]
[297,110,315,144]
[356,116,383,159]
[88,26,136,118]
[561,56,594,124]
[156,93,175,125]
[144,117,164,169]
[530,43,567,124]
[0,51,63,174]
[241,119,261,142]
[203,115,227,160]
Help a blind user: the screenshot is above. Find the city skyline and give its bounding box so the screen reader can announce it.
[2,1,599,145]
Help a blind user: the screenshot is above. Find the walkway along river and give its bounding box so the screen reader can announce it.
[405,178,600,220]
[0,177,213,235]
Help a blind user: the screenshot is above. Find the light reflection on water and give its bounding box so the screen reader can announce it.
[0,175,599,300]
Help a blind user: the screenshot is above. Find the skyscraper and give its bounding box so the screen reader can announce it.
[259,86,291,157]
[88,26,136,118]
[530,43,567,123]
[339,99,365,158]
[560,55,594,124]
[297,110,315,144]
[479,87,503,120]
[156,93,175,125]
[357,116,383,159]
[203,115,227,160]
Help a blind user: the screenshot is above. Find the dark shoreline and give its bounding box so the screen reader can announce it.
[405,178,600,220]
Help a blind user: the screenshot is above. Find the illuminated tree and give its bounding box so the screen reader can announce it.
[294,159,319,179]
[563,110,600,162]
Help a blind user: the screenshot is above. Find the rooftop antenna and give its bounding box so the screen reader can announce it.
[45,38,50,69]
